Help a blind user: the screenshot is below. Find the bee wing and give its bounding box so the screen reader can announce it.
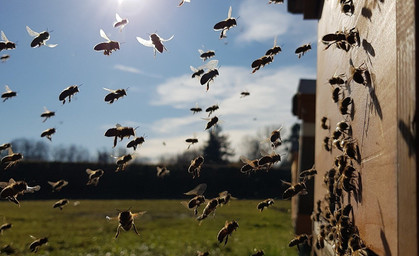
[132,211,147,218]
[8,178,16,184]
[240,155,254,165]
[202,59,218,71]
[47,181,56,187]
[227,6,232,18]
[0,182,8,189]
[29,235,37,240]
[26,26,40,37]
[184,183,207,196]
[280,179,292,187]
[1,31,8,42]
[103,88,116,93]
[25,185,40,193]
[136,36,154,47]
[273,35,277,47]
[161,35,174,42]
[115,13,122,22]
[198,49,204,55]
[86,168,95,175]
[190,66,198,72]
[45,43,58,48]
[4,85,11,92]
[99,29,111,42]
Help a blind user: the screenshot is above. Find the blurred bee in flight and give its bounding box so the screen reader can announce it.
[114,13,129,31]
[0,143,11,153]
[86,168,104,186]
[53,199,69,210]
[178,0,190,7]
[29,236,48,253]
[127,136,145,150]
[0,222,12,234]
[40,107,55,122]
[113,153,134,172]
[197,197,219,221]
[281,179,308,200]
[185,136,198,149]
[2,85,17,102]
[48,179,68,192]
[0,54,10,62]
[26,26,57,48]
[105,124,137,148]
[198,49,215,61]
[94,29,120,56]
[217,220,239,245]
[204,116,219,131]
[257,198,274,212]
[136,33,174,56]
[106,208,147,238]
[103,88,127,104]
[156,165,170,178]
[182,183,207,215]
[1,147,23,170]
[41,128,56,141]
[59,84,80,104]
[188,156,204,179]
[0,31,16,51]
[213,6,237,39]
[240,91,250,98]
[200,60,219,91]
[0,178,40,206]
[190,103,202,114]
[205,104,219,117]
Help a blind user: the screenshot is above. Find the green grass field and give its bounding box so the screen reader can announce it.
[0,200,297,256]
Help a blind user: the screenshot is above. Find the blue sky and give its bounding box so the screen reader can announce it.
[0,0,317,163]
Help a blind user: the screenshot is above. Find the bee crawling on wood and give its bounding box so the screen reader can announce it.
[59,84,80,104]
[53,199,69,210]
[48,179,68,192]
[1,85,17,102]
[257,198,274,212]
[0,179,40,206]
[29,236,48,253]
[94,29,120,56]
[86,168,104,186]
[136,33,174,56]
[103,88,127,104]
[295,43,311,58]
[339,97,353,116]
[350,62,368,85]
[26,26,57,48]
[106,208,146,238]
[182,183,207,215]
[217,220,239,245]
[320,116,330,130]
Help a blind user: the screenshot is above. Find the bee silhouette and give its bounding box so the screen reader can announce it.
[0,31,16,51]
[295,43,311,58]
[214,6,237,39]
[26,26,57,48]
[114,13,129,31]
[198,49,215,61]
[1,85,16,102]
[200,60,219,91]
[136,33,174,56]
[103,88,127,104]
[0,54,10,62]
[59,85,80,104]
[94,29,120,56]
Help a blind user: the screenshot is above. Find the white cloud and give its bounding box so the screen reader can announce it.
[113,64,162,79]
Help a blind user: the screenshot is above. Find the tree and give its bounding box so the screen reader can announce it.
[202,126,234,164]
[11,138,50,161]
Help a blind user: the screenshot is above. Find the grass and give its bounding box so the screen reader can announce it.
[0,200,297,256]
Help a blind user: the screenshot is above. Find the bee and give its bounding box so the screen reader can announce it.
[350,62,367,85]
[322,30,349,51]
[127,136,145,150]
[252,250,264,256]
[197,198,219,221]
[268,0,284,3]
[288,234,309,248]
[105,124,137,147]
[201,69,219,91]
[217,220,239,245]
[114,154,134,172]
[345,28,360,47]
[185,137,198,149]
[53,199,69,210]
[329,73,346,86]
[265,36,281,56]
[178,0,191,7]
[240,156,260,174]
[48,179,68,192]
[26,26,57,48]
[0,143,11,153]
[0,31,16,51]
[339,97,353,115]
[198,49,216,61]
[205,104,219,117]
[336,120,350,134]
[29,236,48,253]
[299,165,317,179]
[258,150,282,169]
[196,251,209,256]
[251,55,273,73]
[1,54,10,62]
[295,43,311,58]
[40,107,55,122]
[190,65,205,79]
[0,222,12,234]
[340,0,354,16]
[269,127,283,147]
[59,85,79,104]
[282,180,307,199]
[240,91,250,98]
[190,103,202,114]
[2,85,17,102]
[217,191,235,206]
[0,179,40,206]
[41,128,56,141]
[338,166,357,192]
[94,29,120,55]
[182,183,207,215]
[114,13,129,31]
[106,208,146,238]
[332,87,342,103]
[341,138,358,160]
[103,88,127,104]
[156,165,170,178]
[0,244,15,254]
[86,168,104,186]
[136,33,174,56]
[213,6,237,39]
[204,116,219,130]
[320,116,329,130]
[257,198,274,211]
[188,156,204,179]
[1,148,23,170]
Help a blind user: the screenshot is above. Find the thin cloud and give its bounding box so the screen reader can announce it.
[113,64,162,79]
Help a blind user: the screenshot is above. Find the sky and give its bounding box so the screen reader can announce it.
[0,0,317,163]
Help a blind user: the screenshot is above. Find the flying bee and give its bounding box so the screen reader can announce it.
[299,165,317,179]
[268,0,284,3]
[104,88,127,104]
[198,49,216,61]
[1,54,10,62]
[295,43,311,58]
[257,198,274,211]
[205,104,219,117]
[53,199,69,210]
[204,116,219,130]
[240,156,260,174]
[156,165,170,177]
[188,156,204,179]
[214,6,237,39]
[240,91,250,98]
[106,208,146,238]
[26,26,57,48]
[281,180,307,200]
[40,128,56,141]
[86,168,104,186]
[178,0,190,7]
[217,220,239,245]
[197,198,219,221]
[114,154,134,172]
[258,150,282,169]
[185,136,198,149]
[350,62,367,85]
[190,66,205,79]
[29,236,48,253]
[267,127,283,147]
[201,69,219,91]
[217,191,235,206]
[48,179,68,192]
[114,13,129,31]
[0,222,12,234]
[182,183,207,215]
[40,107,55,122]
[339,97,353,115]
[94,29,120,55]
[136,33,174,56]
[0,31,16,51]
[1,148,23,170]
[0,179,40,206]
[289,234,309,249]
[59,84,80,104]
[190,103,202,114]
[251,55,273,73]
[2,85,17,102]
[127,136,145,150]
[321,116,330,130]
[265,36,282,56]
[0,143,11,153]
[105,124,137,147]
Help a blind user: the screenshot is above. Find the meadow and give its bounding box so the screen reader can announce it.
[0,199,297,256]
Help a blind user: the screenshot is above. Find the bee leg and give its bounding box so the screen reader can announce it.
[194,208,198,216]
[224,235,229,245]
[113,137,117,147]
[132,223,140,236]
[115,225,121,238]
